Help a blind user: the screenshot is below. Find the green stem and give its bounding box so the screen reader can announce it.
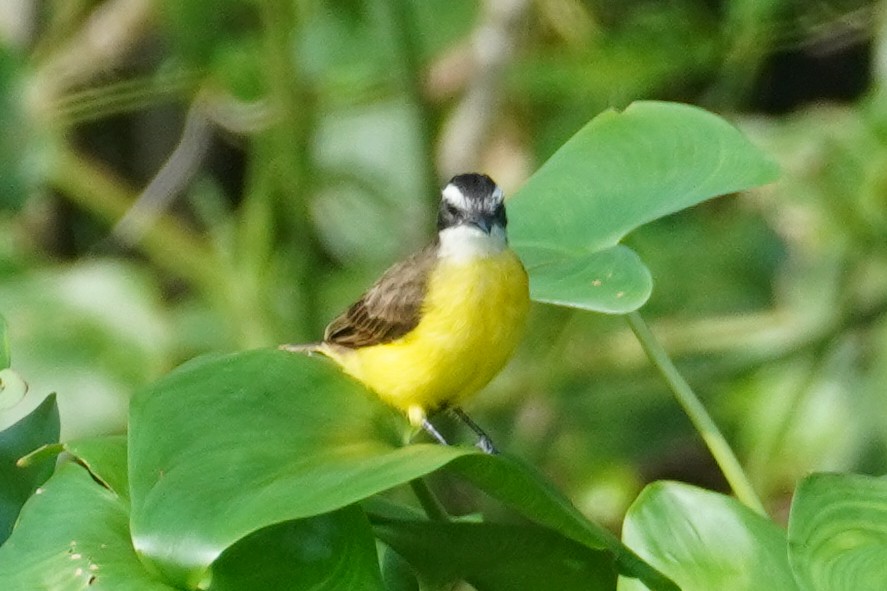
[626,311,767,515]
[52,70,197,126]
[409,479,450,522]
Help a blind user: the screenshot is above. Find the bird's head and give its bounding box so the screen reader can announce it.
[437,173,507,236]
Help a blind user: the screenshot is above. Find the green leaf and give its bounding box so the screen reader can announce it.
[373,518,616,590]
[519,245,652,313]
[509,100,779,313]
[128,349,473,587]
[0,462,177,591]
[788,473,887,591]
[128,349,674,590]
[66,436,129,500]
[210,506,385,591]
[0,394,59,545]
[448,454,676,590]
[619,481,799,591]
[15,436,128,499]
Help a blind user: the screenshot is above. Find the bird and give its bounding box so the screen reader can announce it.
[281,173,529,453]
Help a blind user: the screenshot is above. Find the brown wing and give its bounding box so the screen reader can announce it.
[324,245,436,348]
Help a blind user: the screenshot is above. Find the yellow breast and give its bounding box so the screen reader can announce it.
[327,248,529,424]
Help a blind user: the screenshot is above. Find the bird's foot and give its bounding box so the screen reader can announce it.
[475,435,499,455]
[452,408,499,455]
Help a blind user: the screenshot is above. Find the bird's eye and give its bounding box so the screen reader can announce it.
[445,203,459,216]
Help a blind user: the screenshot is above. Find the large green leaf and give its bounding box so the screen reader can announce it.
[128,349,473,587]
[509,100,779,313]
[373,518,615,590]
[210,507,385,591]
[788,473,887,591]
[619,481,799,591]
[0,394,59,545]
[0,462,176,591]
[128,349,674,590]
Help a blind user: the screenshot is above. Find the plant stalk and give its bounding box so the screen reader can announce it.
[409,479,450,522]
[626,311,767,515]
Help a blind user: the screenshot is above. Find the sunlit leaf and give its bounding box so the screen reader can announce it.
[509,100,779,313]
[619,481,799,591]
[788,473,887,591]
[128,349,472,587]
[0,394,59,545]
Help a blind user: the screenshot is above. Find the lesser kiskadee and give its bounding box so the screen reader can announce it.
[282,173,529,453]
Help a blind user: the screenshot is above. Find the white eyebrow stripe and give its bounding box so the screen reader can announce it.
[442,183,470,210]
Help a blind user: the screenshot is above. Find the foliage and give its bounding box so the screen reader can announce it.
[620,474,887,591]
[508,101,778,313]
[620,481,800,591]
[0,98,775,588]
[1,0,886,589]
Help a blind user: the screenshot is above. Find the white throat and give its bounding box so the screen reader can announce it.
[437,224,507,262]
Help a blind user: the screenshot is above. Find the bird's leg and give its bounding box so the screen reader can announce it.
[420,418,450,446]
[410,405,449,446]
[451,408,498,454]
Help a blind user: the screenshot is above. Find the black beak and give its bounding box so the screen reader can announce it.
[466,217,492,234]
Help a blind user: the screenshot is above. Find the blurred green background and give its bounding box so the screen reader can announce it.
[1,0,885,527]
